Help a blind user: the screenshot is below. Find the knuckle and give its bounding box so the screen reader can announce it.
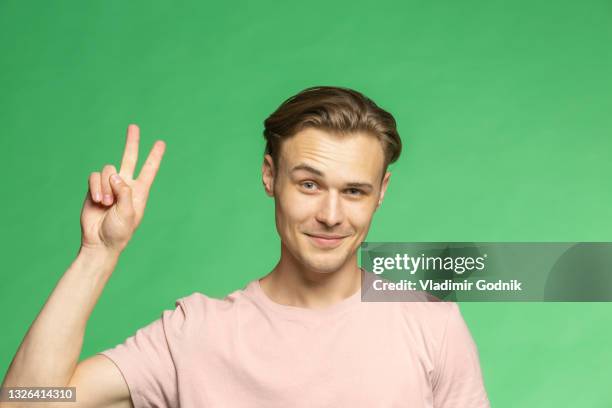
[102,164,115,173]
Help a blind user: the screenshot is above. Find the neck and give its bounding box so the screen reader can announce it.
[259,243,362,309]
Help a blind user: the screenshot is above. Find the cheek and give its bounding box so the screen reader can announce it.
[276,188,314,228]
[347,202,377,230]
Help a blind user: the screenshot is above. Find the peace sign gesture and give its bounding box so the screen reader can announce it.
[80,124,166,255]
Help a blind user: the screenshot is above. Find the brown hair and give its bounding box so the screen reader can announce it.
[263,86,402,173]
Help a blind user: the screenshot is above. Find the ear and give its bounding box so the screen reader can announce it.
[376,171,391,209]
[262,154,275,197]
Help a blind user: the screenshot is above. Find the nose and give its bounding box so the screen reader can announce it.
[315,190,344,228]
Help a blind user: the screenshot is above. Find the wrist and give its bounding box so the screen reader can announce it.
[77,245,122,265]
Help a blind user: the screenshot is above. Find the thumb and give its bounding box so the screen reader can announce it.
[109,173,135,220]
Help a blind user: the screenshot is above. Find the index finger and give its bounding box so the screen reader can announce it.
[136,140,166,192]
[119,124,140,179]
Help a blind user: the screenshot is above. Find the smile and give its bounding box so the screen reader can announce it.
[305,233,347,249]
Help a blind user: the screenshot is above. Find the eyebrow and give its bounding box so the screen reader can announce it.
[290,163,375,191]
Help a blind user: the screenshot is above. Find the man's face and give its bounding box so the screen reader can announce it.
[262,127,391,274]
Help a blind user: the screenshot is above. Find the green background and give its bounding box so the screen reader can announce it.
[1,0,611,406]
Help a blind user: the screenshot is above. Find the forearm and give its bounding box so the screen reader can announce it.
[2,247,120,388]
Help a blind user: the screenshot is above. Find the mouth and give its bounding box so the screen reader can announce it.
[304,233,348,249]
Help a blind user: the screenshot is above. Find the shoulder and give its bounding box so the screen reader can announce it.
[163,284,253,331]
[172,287,246,315]
[392,300,464,356]
[396,297,459,327]
[363,272,460,338]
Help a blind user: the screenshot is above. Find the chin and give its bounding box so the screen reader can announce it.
[300,252,349,274]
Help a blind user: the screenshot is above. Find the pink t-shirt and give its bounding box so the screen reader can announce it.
[99,272,490,407]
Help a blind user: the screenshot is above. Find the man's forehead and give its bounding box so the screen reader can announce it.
[278,128,385,181]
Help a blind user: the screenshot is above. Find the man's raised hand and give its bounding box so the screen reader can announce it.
[80,124,166,255]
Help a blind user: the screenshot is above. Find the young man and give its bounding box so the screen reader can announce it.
[1,86,490,407]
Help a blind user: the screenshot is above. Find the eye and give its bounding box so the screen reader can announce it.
[346,188,364,196]
[301,181,318,191]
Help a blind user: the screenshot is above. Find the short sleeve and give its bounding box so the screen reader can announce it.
[97,298,188,408]
[431,303,491,408]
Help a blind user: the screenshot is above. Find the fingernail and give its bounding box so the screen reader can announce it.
[94,192,102,202]
[103,194,113,205]
[111,174,121,183]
